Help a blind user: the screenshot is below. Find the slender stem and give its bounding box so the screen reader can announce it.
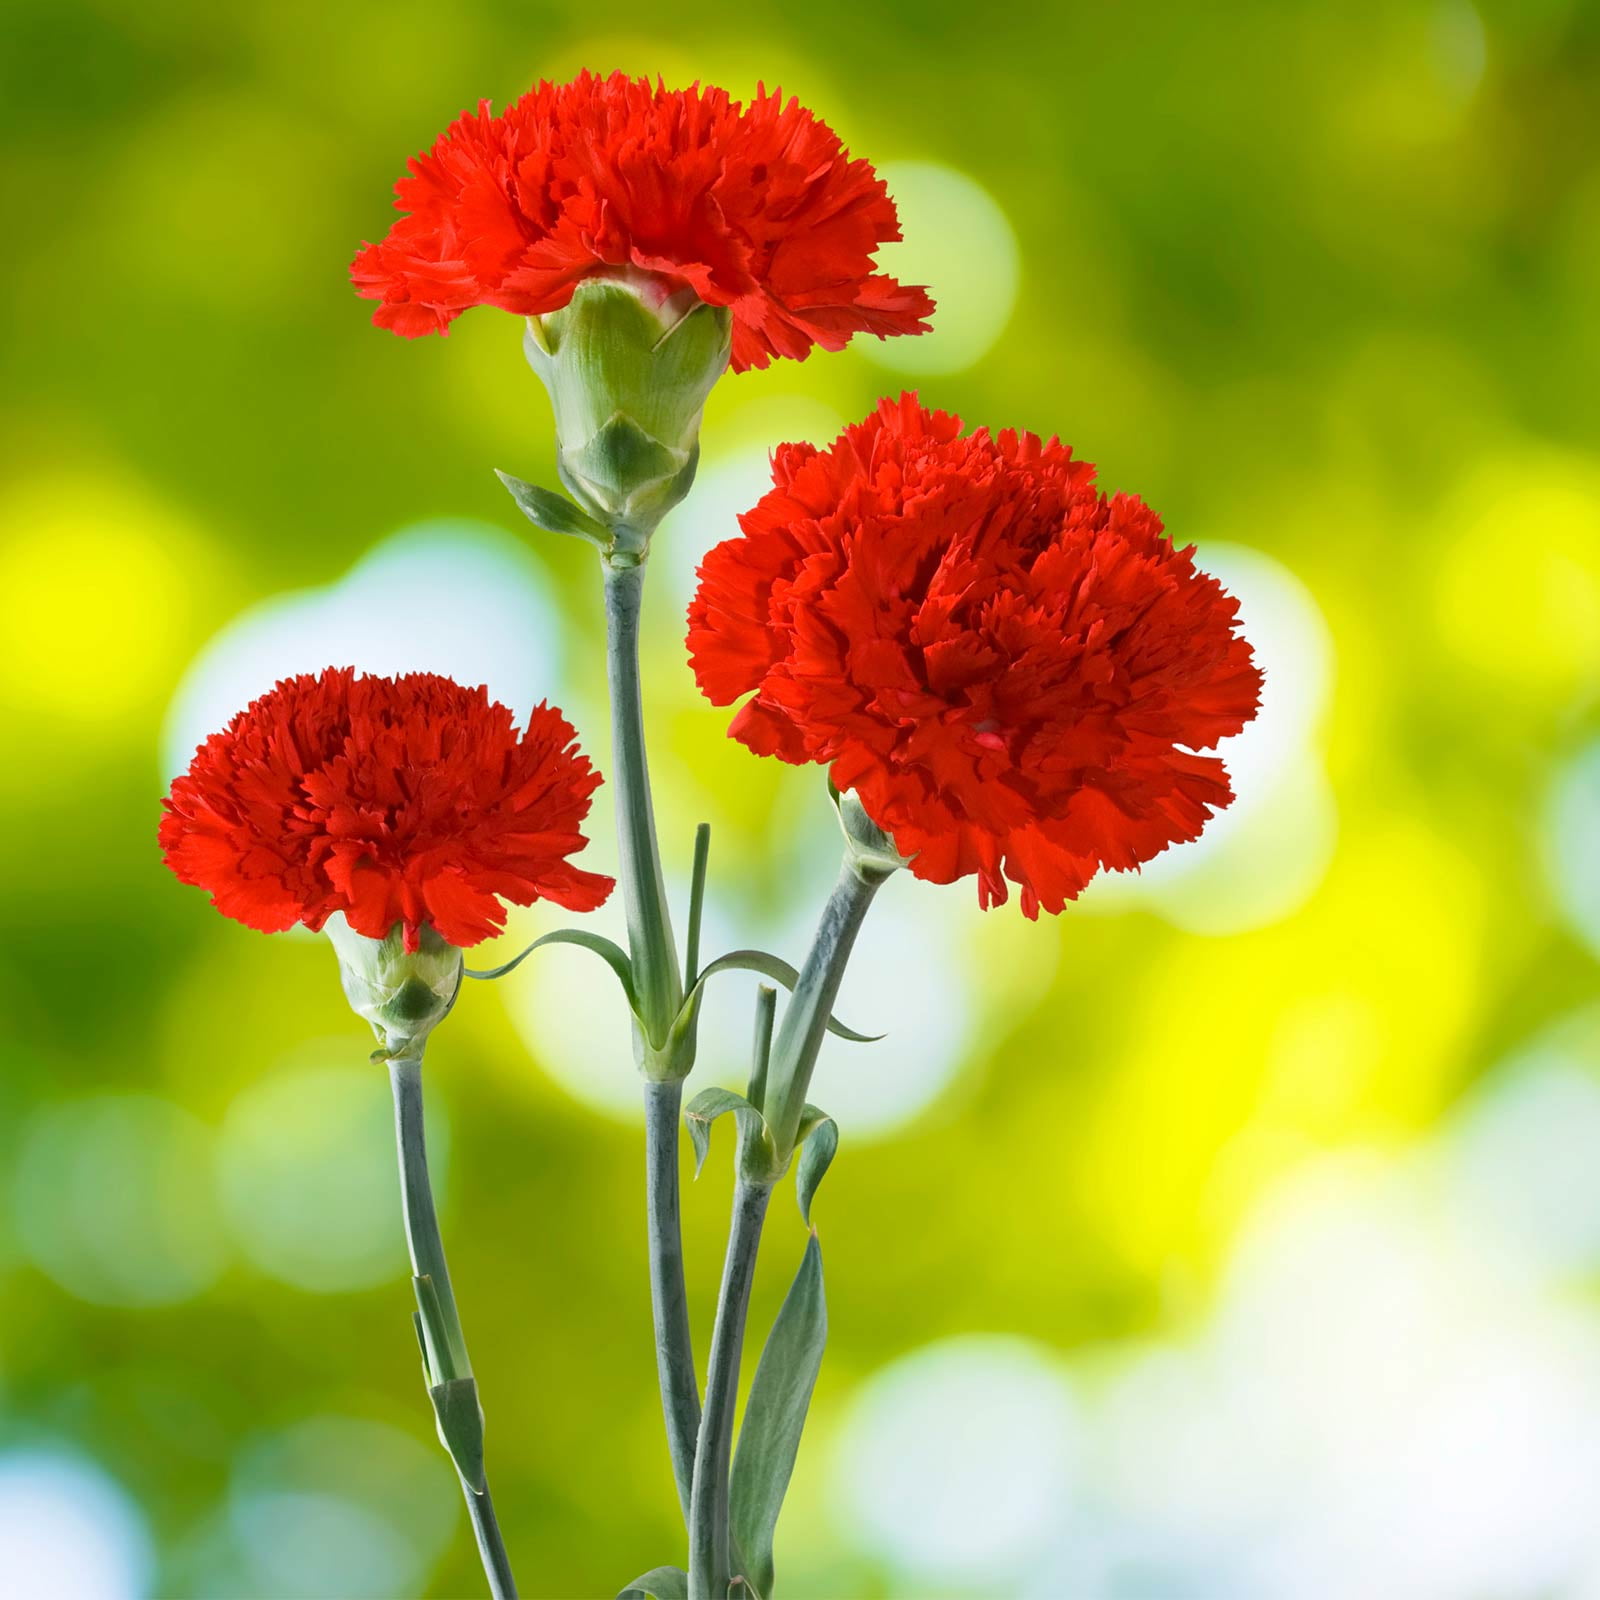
[644,1078,702,1522]
[462,1481,518,1600]
[762,858,884,1158]
[604,555,704,1535]
[391,1057,471,1377]
[688,1181,772,1600]
[388,1056,518,1600]
[603,558,684,1041]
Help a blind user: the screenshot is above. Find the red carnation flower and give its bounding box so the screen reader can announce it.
[350,70,934,372]
[161,668,613,950]
[687,395,1263,917]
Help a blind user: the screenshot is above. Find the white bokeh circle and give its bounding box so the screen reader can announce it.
[1542,736,1600,961]
[830,1335,1080,1586]
[1444,1004,1600,1281]
[861,161,1021,377]
[1087,543,1337,934]
[0,1451,153,1600]
[163,519,566,777]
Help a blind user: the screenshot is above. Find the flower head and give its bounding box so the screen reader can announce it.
[687,395,1263,917]
[161,668,613,950]
[350,71,933,373]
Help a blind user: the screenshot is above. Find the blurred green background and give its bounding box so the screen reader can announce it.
[4,1,1600,1595]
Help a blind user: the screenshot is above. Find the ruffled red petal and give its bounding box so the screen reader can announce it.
[687,395,1264,914]
[351,73,933,373]
[161,670,614,948]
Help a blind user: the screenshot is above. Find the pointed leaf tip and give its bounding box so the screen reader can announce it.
[684,1086,774,1185]
[464,928,638,1015]
[794,1107,838,1224]
[429,1376,486,1492]
[495,469,610,548]
[730,1233,827,1599]
[692,949,881,1043]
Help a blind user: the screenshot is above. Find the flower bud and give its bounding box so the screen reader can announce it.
[324,914,464,1055]
[524,269,732,553]
[833,785,913,884]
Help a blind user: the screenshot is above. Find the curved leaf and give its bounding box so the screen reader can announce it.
[683,1086,767,1180]
[794,1106,837,1225]
[692,950,882,1044]
[730,1233,827,1600]
[617,1565,688,1600]
[464,928,637,1014]
[494,469,609,549]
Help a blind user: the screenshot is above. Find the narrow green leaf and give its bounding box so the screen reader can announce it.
[730,1234,827,1600]
[684,822,712,986]
[464,928,638,1014]
[494,469,610,548]
[616,1567,688,1600]
[794,1107,837,1225]
[429,1376,486,1492]
[746,985,777,1112]
[683,1086,763,1179]
[412,1272,454,1382]
[692,950,883,1044]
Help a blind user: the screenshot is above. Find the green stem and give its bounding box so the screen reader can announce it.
[688,1181,772,1600]
[603,558,684,1042]
[644,1078,702,1521]
[603,556,703,1532]
[746,985,777,1113]
[463,1483,517,1600]
[761,858,884,1159]
[388,1056,518,1599]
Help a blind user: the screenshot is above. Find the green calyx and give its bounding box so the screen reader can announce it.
[831,784,914,884]
[324,915,463,1056]
[523,269,732,556]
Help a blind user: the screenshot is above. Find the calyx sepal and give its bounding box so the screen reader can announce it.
[831,784,913,884]
[324,915,463,1056]
[523,269,731,554]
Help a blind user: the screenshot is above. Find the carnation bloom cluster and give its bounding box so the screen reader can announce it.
[350,70,934,371]
[160,667,612,951]
[151,66,1273,1600]
[689,394,1263,917]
